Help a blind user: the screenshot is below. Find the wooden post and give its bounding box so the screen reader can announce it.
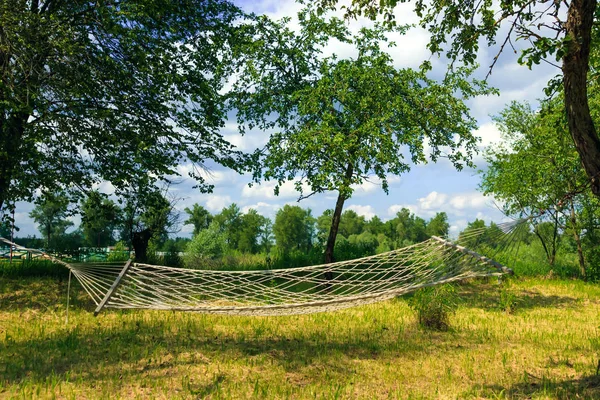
[94,260,133,316]
[431,236,513,275]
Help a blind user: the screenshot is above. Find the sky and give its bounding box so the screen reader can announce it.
[12,0,559,239]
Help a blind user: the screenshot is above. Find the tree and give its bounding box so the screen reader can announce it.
[338,210,366,239]
[231,12,489,263]
[480,100,596,276]
[121,188,179,263]
[259,218,274,254]
[80,191,121,247]
[29,192,73,248]
[184,204,213,236]
[426,212,450,238]
[395,208,428,245]
[317,0,600,199]
[0,0,247,214]
[212,203,243,250]
[184,221,227,269]
[238,208,267,254]
[273,205,315,254]
[316,209,334,246]
[365,215,385,236]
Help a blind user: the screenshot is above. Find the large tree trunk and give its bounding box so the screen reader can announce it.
[324,163,354,264]
[324,191,347,264]
[132,229,152,263]
[0,113,28,212]
[563,0,600,198]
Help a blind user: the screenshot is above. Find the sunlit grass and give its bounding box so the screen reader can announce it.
[1,276,599,399]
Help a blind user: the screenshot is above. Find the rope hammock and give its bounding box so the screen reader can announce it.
[0,221,519,316]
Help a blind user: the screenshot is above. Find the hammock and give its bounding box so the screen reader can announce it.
[0,221,517,316]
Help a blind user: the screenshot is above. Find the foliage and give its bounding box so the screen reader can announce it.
[238,209,268,254]
[107,241,130,262]
[408,284,459,331]
[80,191,121,247]
[230,11,490,262]
[426,212,450,237]
[28,192,73,248]
[183,205,213,236]
[480,100,600,276]
[316,0,600,199]
[273,205,315,254]
[120,188,179,263]
[184,221,228,269]
[0,0,250,214]
[212,204,243,250]
[161,239,183,268]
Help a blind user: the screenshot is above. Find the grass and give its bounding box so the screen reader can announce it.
[0,276,599,399]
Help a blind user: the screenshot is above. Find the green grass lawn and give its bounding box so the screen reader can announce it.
[1,276,599,399]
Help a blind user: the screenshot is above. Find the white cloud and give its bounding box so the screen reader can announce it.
[242,180,311,200]
[346,204,376,219]
[92,181,115,194]
[205,195,232,212]
[475,123,503,147]
[241,201,280,217]
[418,191,448,210]
[388,190,496,219]
[352,175,401,196]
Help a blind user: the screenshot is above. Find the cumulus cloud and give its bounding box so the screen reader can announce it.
[205,195,232,212]
[346,204,377,219]
[388,190,497,219]
[240,201,280,217]
[242,180,312,200]
[352,175,401,196]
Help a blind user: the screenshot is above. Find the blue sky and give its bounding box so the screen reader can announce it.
[13,0,559,239]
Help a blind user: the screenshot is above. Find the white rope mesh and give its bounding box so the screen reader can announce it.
[0,221,518,316]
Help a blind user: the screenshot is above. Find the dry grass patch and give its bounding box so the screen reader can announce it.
[0,277,599,399]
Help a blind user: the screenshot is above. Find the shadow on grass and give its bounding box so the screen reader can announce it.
[0,277,92,311]
[477,374,600,399]
[456,280,578,312]
[0,313,435,386]
[0,278,448,388]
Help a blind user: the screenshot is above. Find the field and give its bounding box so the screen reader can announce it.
[1,275,599,399]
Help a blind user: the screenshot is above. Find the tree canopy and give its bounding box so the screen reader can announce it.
[80,191,121,247]
[230,12,490,262]
[29,192,73,248]
[316,0,600,198]
[0,0,248,216]
[480,98,600,276]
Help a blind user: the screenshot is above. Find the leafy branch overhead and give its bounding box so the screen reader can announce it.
[316,0,600,199]
[0,0,251,212]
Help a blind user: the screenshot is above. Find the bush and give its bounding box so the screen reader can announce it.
[408,284,459,331]
[184,223,228,269]
[107,241,130,262]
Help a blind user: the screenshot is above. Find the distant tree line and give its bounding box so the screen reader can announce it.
[14,189,452,264]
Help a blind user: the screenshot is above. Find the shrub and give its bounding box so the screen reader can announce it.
[408,284,459,331]
[107,241,130,262]
[184,223,228,269]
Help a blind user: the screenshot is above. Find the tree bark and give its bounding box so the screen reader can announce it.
[324,162,354,266]
[0,113,28,212]
[132,229,152,264]
[563,0,600,198]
